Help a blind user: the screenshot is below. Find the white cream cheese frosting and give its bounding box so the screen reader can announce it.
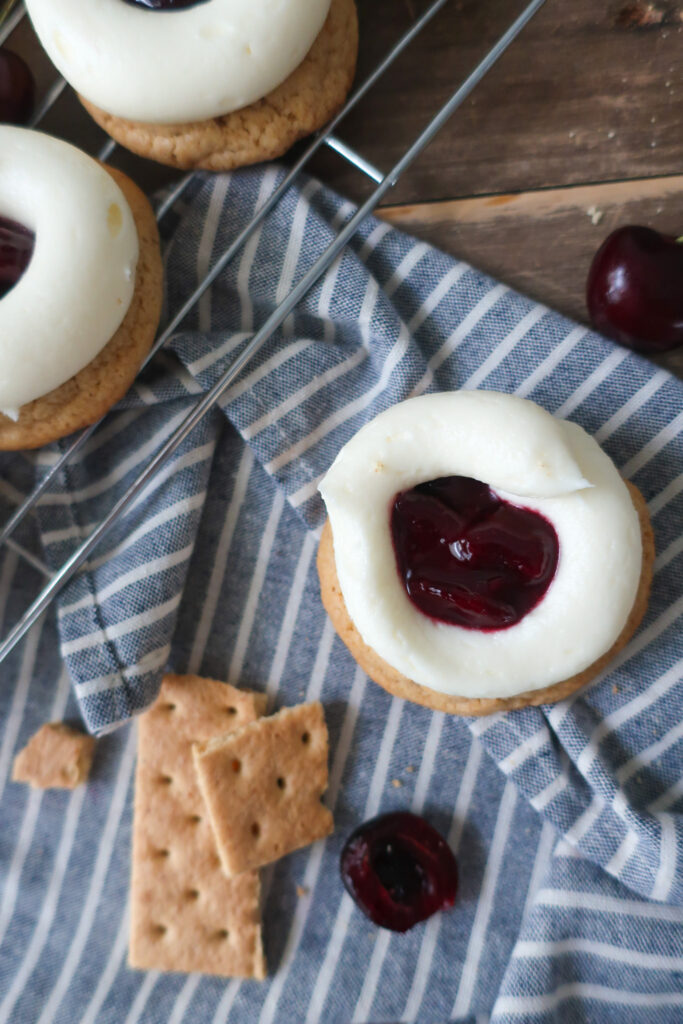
[319,391,643,700]
[25,0,332,125]
[0,127,138,414]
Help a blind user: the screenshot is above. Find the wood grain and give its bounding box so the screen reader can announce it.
[8,0,683,202]
[303,0,683,205]
[380,175,683,377]
[6,0,683,378]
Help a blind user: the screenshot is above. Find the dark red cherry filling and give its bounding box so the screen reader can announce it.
[121,0,210,9]
[0,217,34,300]
[0,49,35,125]
[391,476,559,631]
[340,812,458,932]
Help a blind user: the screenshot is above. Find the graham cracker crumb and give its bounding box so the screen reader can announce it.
[12,722,95,789]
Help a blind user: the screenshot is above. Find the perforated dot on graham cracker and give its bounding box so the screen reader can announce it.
[129,673,266,979]
[193,702,334,878]
[12,722,95,789]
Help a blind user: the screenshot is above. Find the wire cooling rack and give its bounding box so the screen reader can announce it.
[0,0,547,664]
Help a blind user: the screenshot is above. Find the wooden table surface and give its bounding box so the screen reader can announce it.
[7,0,683,374]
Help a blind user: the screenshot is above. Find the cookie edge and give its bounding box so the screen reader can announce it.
[79,0,358,172]
[317,481,655,716]
[0,165,162,450]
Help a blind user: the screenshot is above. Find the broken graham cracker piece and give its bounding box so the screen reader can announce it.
[12,722,95,789]
[193,701,334,877]
[130,673,266,979]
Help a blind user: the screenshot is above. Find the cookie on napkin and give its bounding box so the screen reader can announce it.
[193,702,333,877]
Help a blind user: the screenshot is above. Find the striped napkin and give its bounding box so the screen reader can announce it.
[0,168,681,1023]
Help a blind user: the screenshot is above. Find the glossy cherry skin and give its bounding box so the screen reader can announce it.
[340,812,458,932]
[121,0,210,8]
[391,476,559,631]
[587,225,683,353]
[0,49,35,125]
[0,217,34,300]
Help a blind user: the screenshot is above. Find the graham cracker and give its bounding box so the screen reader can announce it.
[129,673,267,979]
[12,722,95,789]
[193,702,334,878]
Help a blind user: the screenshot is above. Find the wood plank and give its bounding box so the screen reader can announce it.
[304,0,683,204]
[5,0,683,203]
[381,175,683,377]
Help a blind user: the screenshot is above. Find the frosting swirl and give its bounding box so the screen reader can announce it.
[319,391,643,700]
[0,127,138,416]
[25,0,331,124]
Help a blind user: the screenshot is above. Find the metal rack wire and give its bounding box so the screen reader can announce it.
[0,0,546,664]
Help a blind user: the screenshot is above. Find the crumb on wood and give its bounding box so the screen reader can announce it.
[616,2,665,28]
[586,205,605,226]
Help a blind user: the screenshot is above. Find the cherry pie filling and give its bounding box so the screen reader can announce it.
[391,475,559,631]
[0,216,34,301]
[121,0,210,9]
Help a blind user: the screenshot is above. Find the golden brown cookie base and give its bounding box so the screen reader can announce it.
[80,0,358,172]
[0,167,162,451]
[317,482,655,716]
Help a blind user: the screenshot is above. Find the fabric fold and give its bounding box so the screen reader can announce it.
[21,167,682,907]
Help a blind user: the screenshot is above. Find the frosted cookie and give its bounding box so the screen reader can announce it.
[317,392,654,716]
[0,127,162,450]
[27,0,358,172]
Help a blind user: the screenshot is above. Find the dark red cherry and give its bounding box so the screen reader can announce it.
[0,216,34,299]
[391,476,558,631]
[340,812,458,932]
[587,225,683,353]
[121,0,210,9]
[0,50,35,125]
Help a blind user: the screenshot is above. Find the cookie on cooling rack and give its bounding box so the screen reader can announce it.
[317,391,654,716]
[0,127,162,451]
[25,0,358,172]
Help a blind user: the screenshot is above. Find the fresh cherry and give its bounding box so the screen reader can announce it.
[121,0,210,9]
[340,812,458,932]
[587,225,683,353]
[391,476,558,631]
[0,50,35,125]
[0,216,34,300]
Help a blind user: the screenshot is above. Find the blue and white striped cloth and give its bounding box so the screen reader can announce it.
[0,168,681,1023]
